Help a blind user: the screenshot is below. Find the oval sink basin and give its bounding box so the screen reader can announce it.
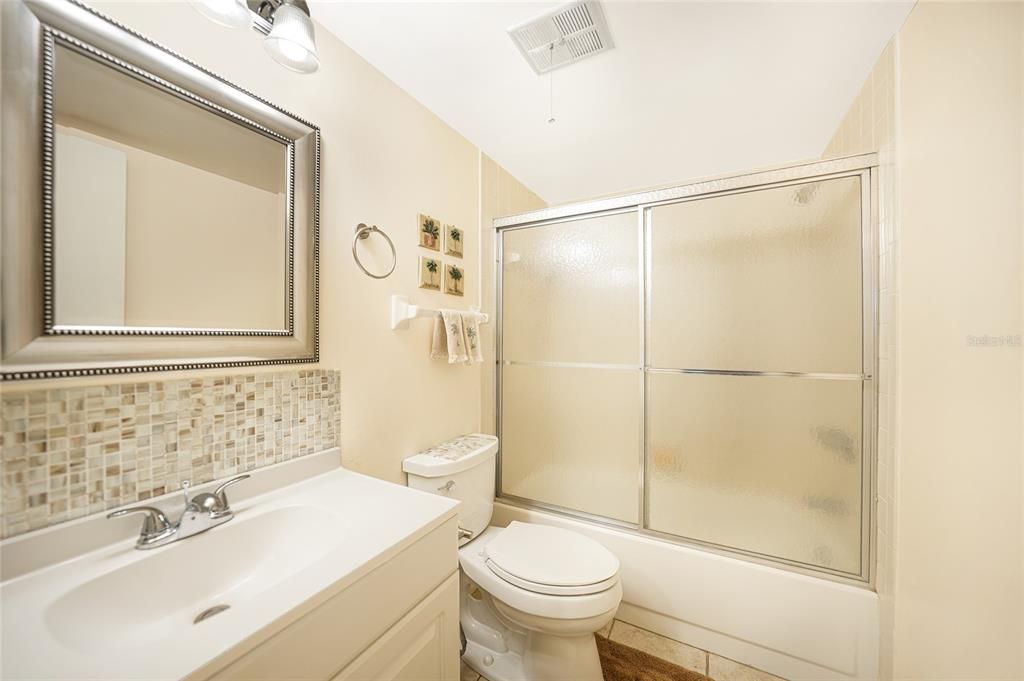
[45,505,343,653]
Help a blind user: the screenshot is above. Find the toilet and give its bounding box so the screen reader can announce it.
[404,434,622,681]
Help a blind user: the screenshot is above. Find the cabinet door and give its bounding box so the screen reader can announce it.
[332,572,460,681]
[195,519,458,681]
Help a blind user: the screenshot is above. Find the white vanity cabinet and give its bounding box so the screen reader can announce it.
[196,517,460,681]
[1,461,462,681]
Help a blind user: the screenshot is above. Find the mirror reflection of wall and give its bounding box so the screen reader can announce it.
[52,43,290,332]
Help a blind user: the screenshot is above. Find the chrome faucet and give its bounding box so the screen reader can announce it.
[107,474,250,549]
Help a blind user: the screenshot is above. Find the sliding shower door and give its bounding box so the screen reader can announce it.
[499,211,642,523]
[496,157,875,581]
[646,176,869,576]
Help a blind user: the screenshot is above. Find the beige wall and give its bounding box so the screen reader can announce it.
[4,4,541,490]
[893,2,1023,678]
[827,4,1024,678]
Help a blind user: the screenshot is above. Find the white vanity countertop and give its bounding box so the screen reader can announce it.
[0,465,459,681]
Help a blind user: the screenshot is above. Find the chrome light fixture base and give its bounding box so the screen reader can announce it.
[248,0,320,74]
[248,0,308,22]
[192,0,320,74]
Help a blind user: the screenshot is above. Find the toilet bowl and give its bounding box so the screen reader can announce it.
[459,524,621,681]
[404,434,622,681]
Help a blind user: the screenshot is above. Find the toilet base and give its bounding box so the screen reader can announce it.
[461,575,607,681]
[463,639,523,681]
[463,634,604,681]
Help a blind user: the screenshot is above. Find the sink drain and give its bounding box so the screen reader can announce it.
[194,604,231,624]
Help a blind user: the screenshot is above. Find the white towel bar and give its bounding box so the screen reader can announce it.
[390,294,489,331]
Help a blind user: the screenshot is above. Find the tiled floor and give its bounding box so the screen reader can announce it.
[461,659,486,681]
[460,618,787,681]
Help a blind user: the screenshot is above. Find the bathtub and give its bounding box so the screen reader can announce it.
[493,501,879,681]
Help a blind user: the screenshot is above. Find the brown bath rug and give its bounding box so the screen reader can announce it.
[597,635,706,681]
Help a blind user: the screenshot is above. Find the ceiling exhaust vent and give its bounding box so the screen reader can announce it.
[508,1,614,75]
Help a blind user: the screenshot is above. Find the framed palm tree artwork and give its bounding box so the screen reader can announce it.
[444,225,464,258]
[418,214,440,251]
[419,256,441,290]
[444,264,465,296]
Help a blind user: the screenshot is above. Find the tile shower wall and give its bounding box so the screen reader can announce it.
[0,369,340,539]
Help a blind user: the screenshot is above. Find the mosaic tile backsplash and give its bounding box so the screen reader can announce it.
[0,369,341,539]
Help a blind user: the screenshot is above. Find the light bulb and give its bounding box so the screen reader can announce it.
[264,3,320,74]
[190,0,250,29]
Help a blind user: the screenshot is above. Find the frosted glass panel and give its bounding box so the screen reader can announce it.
[647,372,863,573]
[501,364,640,522]
[650,177,863,373]
[503,212,639,364]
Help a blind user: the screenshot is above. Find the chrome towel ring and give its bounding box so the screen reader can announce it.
[352,223,397,279]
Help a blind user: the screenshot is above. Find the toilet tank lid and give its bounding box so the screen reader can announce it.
[403,433,499,477]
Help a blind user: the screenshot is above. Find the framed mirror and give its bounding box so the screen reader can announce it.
[1,0,320,380]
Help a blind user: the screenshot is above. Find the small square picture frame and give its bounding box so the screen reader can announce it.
[444,263,465,296]
[419,256,441,291]
[418,214,440,251]
[444,224,464,258]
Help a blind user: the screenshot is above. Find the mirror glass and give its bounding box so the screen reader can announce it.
[52,43,289,332]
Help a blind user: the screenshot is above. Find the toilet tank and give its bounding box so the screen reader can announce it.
[403,434,498,546]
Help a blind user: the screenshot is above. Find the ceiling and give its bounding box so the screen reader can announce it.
[312,1,913,206]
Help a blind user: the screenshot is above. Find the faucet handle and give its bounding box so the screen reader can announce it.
[211,474,250,512]
[107,506,174,542]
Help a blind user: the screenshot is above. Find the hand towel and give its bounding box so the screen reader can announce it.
[461,312,484,364]
[440,309,468,364]
[430,313,448,361]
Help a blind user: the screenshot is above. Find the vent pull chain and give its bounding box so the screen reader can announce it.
[547,43,556,124]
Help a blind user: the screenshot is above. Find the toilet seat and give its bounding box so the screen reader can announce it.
[485,560,619,596]
[483,521,620,596]
[459,526,623,621]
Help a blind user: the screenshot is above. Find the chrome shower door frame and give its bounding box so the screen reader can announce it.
[494,153,879,586]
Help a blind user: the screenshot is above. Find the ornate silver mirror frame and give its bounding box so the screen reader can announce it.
[1,0,320,380]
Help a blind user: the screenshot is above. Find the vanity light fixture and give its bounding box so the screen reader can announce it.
[189,0,251,29]
[254,0,320,74]
[192,0,321,75]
